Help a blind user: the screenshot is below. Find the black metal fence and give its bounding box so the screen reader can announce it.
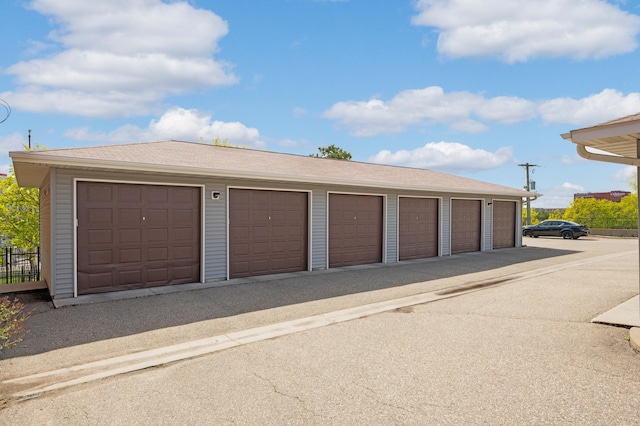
[0,247,41,284]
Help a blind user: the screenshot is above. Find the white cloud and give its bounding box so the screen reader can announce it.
[3,0,237,118]
[614,166,636,183]
[561,182,584,192]
[64,107,265,148]
[532,182,584,208]
[412,0,640,62]
[561,154,585,165]
[323,86,640,137]
[539,89,640,126]
[0,133,26,157]
[276,139,303,147]
[323,86,536,136]
[368,141,514,173]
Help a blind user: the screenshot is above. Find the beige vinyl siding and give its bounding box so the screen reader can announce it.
[53,170,75,297]
[311,190,327,270]
[441,196,451,255]
[386,194,398,263]
[39,172,51,292]
[204,183,226,281]
[484,199,492,250]
[48,165,523,298]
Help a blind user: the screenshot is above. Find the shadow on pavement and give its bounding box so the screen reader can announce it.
[1,246,578,359]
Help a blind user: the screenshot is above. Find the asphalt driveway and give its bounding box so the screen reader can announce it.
[0,236,639,423]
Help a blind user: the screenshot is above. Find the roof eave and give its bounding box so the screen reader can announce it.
[9,151,534,198]
[566,119,640,145]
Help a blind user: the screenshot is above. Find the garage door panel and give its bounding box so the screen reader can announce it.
[148,228,168,242]
[253,241,269,254]
[229,189,308,278]
[493,201,516,249]
[119,229,142,243]
[173,246,195,259]
[88,208,112,223]
[81,272,114,290]
[146,187,167,202]
[173,265,194,280]
[329,194,383,268]
[451,199,481,254]
[118,269,142,285]
[399,198,439,261]
[119,209,141,223]
[89,250,112,266]
[88,229,112,244]
[148,247,168,261]
[119,186,142,202]
[86,184,111,201]
[77,182,201,295]
[118,248,141,262]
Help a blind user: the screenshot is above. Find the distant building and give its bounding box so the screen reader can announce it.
[0,173,6,180]
[574,191,631,203]
[537,208,566,214]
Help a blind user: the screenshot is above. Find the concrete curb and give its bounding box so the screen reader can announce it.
[4,288,470,398]
[630,328,640,352]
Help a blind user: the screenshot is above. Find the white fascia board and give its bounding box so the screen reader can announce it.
[566,121,640,145]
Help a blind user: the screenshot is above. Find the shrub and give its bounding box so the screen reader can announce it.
[0,296,30,351]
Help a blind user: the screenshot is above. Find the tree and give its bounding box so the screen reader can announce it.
[547,209,564,220]
[629,171,637,194]
[200,137,247,148]
[563,198,608,228]
[562,195,638,229]
[0,168,40,249]
[616,193,638,228]
[536,209,550,222]
[522,207,540,224]
[310,145,352,160]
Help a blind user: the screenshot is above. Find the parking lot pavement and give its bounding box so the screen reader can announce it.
[0,236,639,424]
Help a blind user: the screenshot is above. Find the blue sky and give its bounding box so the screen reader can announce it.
[2,0,640,208]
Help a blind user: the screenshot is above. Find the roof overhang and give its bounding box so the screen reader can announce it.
[562,113,640,166]
[10,151,535,198]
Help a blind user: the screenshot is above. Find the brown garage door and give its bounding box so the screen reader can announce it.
[451,199,482,254]
[329,194,383,268]
[399,197,439,261]
[77,182,201,295]
[493,201,516,249]
[229,189,308,279]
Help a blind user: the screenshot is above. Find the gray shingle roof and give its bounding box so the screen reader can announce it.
[10,140,533,197]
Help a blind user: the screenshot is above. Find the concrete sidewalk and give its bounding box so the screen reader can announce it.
[592,294,640,352]
[593,295,640,328]
[1,236,639,399]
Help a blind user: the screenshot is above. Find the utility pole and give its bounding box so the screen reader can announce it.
[519,163,538,225]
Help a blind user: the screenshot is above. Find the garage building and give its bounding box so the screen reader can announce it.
[10,140,534,299]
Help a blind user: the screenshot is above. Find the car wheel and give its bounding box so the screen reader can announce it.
[523,230,533,237]
[562,231,573,239]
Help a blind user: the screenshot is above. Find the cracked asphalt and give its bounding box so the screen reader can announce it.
[1,237,640,424]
